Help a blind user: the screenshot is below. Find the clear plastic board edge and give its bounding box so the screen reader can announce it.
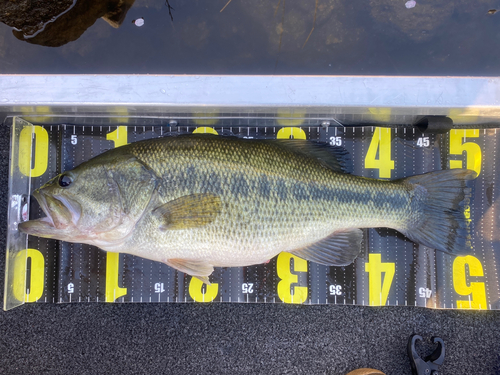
[4,116,499,311]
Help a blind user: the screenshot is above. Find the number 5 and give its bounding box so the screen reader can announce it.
[449,129,481,176]
[453,255,487,309]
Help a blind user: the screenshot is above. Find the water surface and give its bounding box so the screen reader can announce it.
[0,0,499,75]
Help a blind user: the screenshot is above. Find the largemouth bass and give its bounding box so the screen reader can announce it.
[19,135,475,282]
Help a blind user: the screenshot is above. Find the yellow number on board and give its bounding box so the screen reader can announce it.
[18,126,49,177]
[449,129,481,176]
[106,126,128,148]
[453,255,487,309]
[276,126,308,305]
[276,127,307,140]
[365,254,395,306]
[368,108,391,123]
[13,249,45,302]
[193,127,218,135]
[105,126,129,302]
[193,112,219,126]
[105,252,128,302]
[364,127,394,179]
[276,110,306,126]
[277,252,308,304]
[189,277,219,302]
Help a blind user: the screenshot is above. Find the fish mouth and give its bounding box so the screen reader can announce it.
[33,190,54,226]
[18,190,81,237]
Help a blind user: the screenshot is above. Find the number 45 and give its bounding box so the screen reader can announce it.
[416,137,429,147]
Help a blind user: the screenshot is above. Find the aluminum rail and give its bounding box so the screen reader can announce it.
[0,75,499,125]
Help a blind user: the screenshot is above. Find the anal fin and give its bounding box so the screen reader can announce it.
[290,228,363,266]
[194,276,211,285]
[166,258,214,284]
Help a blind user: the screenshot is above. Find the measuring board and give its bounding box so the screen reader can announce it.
[5,120,500,310]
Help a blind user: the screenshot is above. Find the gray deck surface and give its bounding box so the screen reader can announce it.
[0,124,499,375]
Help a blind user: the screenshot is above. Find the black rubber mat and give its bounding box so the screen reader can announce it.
[1,123,500,374]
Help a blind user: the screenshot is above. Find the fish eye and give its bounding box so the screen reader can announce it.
[58,174,73,188]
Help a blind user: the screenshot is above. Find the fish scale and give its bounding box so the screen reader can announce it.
[123,137,413,264]
[19,135,475,280]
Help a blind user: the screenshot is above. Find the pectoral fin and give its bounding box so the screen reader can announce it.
[166,258,214,284]
[291,228,363,266]
[153,193,221,230]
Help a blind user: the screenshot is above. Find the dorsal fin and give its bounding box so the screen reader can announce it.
[158,134,351,173]
[270,139,351,173]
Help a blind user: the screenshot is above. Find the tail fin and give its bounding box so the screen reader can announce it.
[401,169,476,255]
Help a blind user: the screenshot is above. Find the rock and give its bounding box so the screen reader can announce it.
[0,0,135,47]
[0,0,75,36]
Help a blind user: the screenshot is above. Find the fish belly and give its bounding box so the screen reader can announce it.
[121,168,412,268]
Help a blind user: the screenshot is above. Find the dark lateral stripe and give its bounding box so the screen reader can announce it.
[277,178,408,210]
[258,175,271,196]
[170,168,409,211]
[230,174,250,198]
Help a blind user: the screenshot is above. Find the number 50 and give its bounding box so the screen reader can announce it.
[449,129,481,176]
